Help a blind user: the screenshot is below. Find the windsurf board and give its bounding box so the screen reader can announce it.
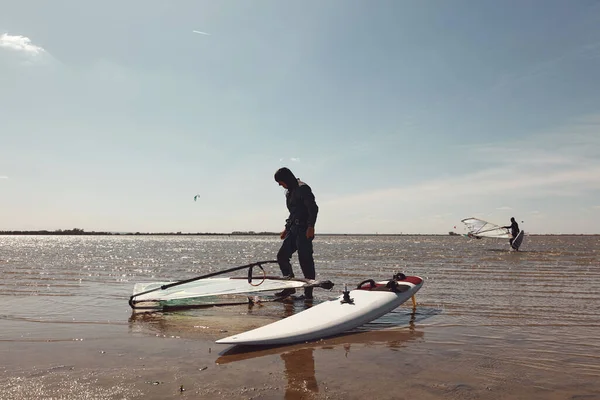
[216,275,423,346]
[511,230,525,250]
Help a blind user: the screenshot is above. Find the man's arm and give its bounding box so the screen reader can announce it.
[301,186,319,228]
[301,186,318,239]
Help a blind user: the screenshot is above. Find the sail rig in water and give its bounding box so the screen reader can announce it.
[129,260,334,310]
[460,217,511,239]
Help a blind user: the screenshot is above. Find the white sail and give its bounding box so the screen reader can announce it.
[461,217,511,239]
[132,277,312,303]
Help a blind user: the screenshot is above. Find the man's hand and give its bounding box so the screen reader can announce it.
[280,230,287,240]
[306,226,315,239]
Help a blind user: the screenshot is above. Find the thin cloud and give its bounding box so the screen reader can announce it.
[325,164,600,212]
[485,40,600,97]
[192,30,211,36]
[496,206,513,210]
[322,115,600,216]
[0,176,8,179]
[0,33,46,55]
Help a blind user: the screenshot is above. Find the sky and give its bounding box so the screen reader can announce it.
[1,0,600,234]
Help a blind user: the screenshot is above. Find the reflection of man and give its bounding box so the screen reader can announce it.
[281,348,318,398]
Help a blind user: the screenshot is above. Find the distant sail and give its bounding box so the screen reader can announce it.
[194,194,200,201]
[460,217,511,239]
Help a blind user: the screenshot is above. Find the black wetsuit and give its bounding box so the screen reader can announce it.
[503,220,520,247]
[275,169,319,290]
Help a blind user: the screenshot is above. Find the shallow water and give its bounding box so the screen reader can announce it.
[1,234,599,399]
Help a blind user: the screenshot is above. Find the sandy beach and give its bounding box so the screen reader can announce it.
[3,314,598,400]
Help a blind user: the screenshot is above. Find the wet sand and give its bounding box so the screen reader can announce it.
[2,305,599,400]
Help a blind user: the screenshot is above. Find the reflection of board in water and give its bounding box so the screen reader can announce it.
[511,230,525,250]
[215,320,426,364]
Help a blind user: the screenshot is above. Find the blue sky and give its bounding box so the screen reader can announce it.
[1,0,600,234]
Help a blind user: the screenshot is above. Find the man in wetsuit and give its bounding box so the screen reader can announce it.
[502,217,520,248]
[273,167,319,300]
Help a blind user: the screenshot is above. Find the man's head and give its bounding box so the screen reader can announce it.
[274,167,298,189]
[510,217,516,223]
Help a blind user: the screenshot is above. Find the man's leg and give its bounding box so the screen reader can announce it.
[275,232,297,297]
[297,232,315,299]
[277,232,297,278]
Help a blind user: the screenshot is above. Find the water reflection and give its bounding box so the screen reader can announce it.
[216,311,427,398]
[281,348,318,399]
[127,305,429,398]
[127,297,321,339]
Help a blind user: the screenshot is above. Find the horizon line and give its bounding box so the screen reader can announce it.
[0,230,598,236]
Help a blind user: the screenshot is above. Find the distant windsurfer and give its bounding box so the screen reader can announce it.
[502,217,520,248]
[273,167,319,301]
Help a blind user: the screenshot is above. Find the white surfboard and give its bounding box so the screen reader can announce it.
[216,275,423,346]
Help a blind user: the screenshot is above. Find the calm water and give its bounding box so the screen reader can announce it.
[1,234,599,398]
